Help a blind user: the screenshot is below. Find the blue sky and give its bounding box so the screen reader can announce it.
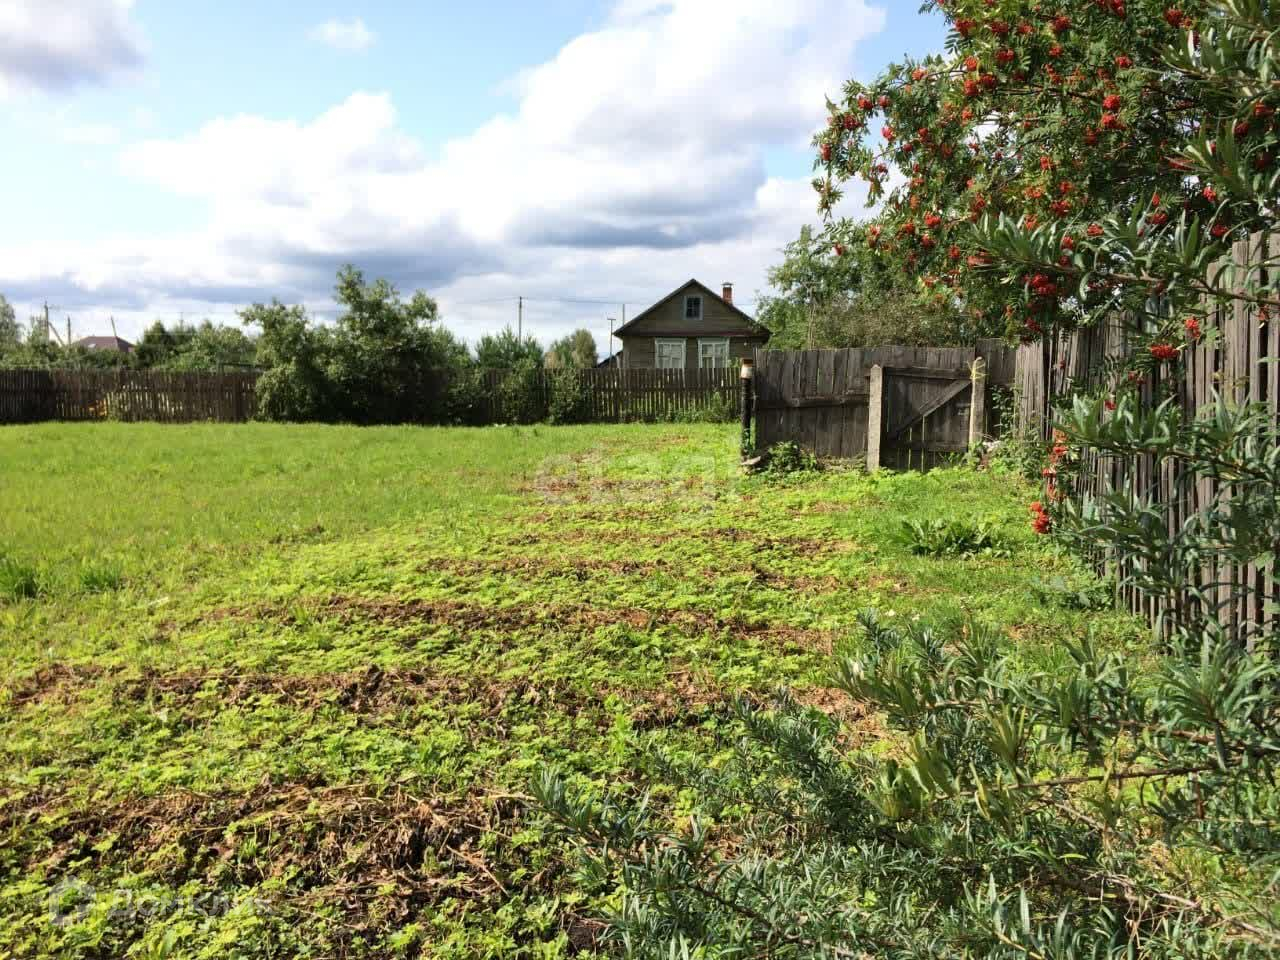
[0,1,947,349]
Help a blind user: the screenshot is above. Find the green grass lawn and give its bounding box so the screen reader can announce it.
[0,423,1136,958]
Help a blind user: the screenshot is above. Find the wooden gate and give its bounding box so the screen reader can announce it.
[752,343,1016,469]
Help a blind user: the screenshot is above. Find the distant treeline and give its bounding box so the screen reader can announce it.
[0,268,603,423]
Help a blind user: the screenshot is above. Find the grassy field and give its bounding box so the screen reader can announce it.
[0,423,1137,958]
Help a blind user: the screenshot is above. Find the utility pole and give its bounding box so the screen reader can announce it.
[517,296,523,342]
[618,305,626,368]
[66,317,71,348]
[43,302,50,342]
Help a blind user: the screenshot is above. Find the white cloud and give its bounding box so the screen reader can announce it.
[61,122,121,146]
[2,0,886,348]
[0,0,143,97]
[309,18,377,52]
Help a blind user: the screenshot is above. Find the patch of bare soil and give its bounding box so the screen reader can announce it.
[418,554,676,583]
[19,661,730,738]
[111,663,727,719]
[522,475,696,507]
[791,685,888,745]
[416,554,848,597]
[302,595,837,651]
[742,562,843,594]
[4,663,104,708]
[498,528,853,559]
[11,781,523,939]
[793,502,853,516]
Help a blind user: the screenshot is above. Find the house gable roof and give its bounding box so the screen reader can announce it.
[74,336,134,352]
[614,279,767,338]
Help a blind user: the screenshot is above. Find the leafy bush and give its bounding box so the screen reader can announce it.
[539,609,1280,957]
[763,441,820,477]
[547,370,594,425]
[244,268,471,424]
[441,367,492,425]
[0,554,41,601]
[1031,573,1113,612]
[252,360,331,422]
[901,518,1009,558]
[984,386,1045,479]
[494,359,548,425]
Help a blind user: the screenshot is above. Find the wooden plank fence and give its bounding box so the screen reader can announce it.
[535,368,737,422]
[0,369,259,423]
[0,367,737,425]
[1012,231,1279,648]
[753,341,1017,467]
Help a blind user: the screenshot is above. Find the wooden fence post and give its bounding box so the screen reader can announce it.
[739,358,754,456]
[968,356,987,450]
[867,364,884,472]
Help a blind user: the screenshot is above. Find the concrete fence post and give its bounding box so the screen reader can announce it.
[968,357,988,451]
[867,364,884,472]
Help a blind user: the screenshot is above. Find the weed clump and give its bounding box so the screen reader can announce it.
[78,560,125,594]
[760,441,821,479]
[0,554,42,601]
[1031,573,1113,611]
[901,518,1009,558]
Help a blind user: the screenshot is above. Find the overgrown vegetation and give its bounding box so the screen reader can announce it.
[762,441,821,478]
[0,423,1112,958]
[0,553,41,601]
[757,224,971,350]
[541,2,1280,957]
[901,517,1008,557]
[0,277,608,426]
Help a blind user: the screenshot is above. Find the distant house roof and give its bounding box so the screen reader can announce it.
[613,279,767,338]
[596,352,621,368]
[74,336,134,353]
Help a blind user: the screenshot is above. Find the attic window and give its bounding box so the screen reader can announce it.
[684,295,702,320]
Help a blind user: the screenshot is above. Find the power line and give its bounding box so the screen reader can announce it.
[449,296,522,306]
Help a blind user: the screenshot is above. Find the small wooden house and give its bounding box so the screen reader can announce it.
[614,280,769,370]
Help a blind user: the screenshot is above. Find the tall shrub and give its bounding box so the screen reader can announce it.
[242,267,475,423]
[494,359,548,424]
[547,370,593,424]
[242,302,332,421]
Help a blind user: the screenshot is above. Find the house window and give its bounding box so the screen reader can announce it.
[655,339,686,370]
[684,296,703,321]
[698,338,730,369]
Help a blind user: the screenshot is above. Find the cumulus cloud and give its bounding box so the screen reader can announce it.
[0,0,143,96]
[2,0,887,348]
[309,18,377,52]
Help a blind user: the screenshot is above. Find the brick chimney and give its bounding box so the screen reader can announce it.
[722,282,734,305]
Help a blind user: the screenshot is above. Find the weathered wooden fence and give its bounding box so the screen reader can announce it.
[0,367,737,425]
[0,369,259,423]
[1011,232,1279,645]
[548,368,737,422]
[753,342,1017,468]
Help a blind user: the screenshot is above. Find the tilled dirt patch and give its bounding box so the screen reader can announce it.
[415,554,847,594]
[3,663,105,708]
[309,595,836,651]
[498,528,852,559]
[110,664,731,724]
[7,781,525,949]
[7,661,735,734]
